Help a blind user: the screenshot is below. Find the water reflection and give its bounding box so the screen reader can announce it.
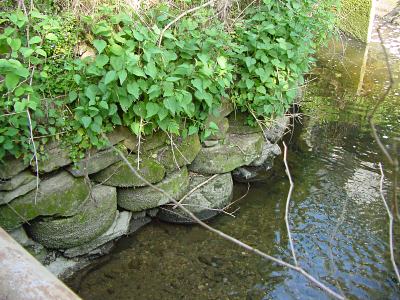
[66,30,400,300]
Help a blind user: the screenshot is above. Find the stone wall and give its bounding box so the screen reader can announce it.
[338,0,374,42]
[0,102,291,278]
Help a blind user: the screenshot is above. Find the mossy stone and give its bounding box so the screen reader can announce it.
[0,156,29,179]
[157,173,233,223]
[91,156,165,187]
[228,112,262,135]
[189,133,264,174]
[27,185,117,249]
[31,141,72,173]
[123,130,168,152]
[118,167,190,212]
[0,171,90,230]
[150,134,201,172]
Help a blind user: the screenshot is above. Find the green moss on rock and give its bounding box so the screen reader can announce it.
[0,171,90,230]
[150,134,201,172]
[27,185,117,249]
[91,156,165,187]
[118,167,190,212]
[338,0,372,42]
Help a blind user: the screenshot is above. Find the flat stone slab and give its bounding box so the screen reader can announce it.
[0,170,36,191]
[150,134,201,172]
[189,133,264,174]
[123,130,167,153]
[28,185,117,249]
[63,211,132,258]
[91,156,165,187]
[0,157,29,179]
[67,148,122,177]
[0,171,90,230]
[31,142,72,173]
[157,172,233,223]
[0,177,38,205]
[118,167,190,212]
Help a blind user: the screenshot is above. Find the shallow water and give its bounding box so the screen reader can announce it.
[66,31,400,299]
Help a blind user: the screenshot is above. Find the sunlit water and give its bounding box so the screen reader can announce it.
[66,26,400,300]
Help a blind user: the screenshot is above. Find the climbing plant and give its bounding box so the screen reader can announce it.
[0,0,337,162]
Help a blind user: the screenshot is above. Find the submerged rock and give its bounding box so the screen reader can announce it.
[0,171,90,230]
[27,185,117,249]
[91,156,165,187]
[63,211,132,258]
[157,173,233,223]
[0,172,39,205]
[67,148,122,177]
[189,133,264,174]
[118,167,190,212]
[150,134,201,172]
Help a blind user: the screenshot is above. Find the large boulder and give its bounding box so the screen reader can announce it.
[149,134,201,172]
[0,171,39,205]
[189,133,264,174]
[118,167,190,212]
[0,171,90,230]
[157,173,233,223]
[67,148,122,177]
[91,156,165,187]
[63,211,132,258]
[28,185,117,249]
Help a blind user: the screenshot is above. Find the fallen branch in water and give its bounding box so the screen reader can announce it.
[102,133,345,300]
[378,163,400,283]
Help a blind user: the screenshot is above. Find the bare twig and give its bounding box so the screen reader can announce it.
[102,133,344,300]
[378,163,400,283]
[158,0,214,47]
[282,141,298,266]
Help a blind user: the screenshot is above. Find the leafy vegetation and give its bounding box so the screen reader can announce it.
[0,0,337,162]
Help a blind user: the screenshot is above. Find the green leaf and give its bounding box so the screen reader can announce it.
[256,86,267,94]
[109,44,124,56]
[99,101,108,110]
[46,33,58,41]
[144,61,157,79]
[5,73,19,90]
[163,97,179,116]
[104,70,117,85]
[166,76,181,82]
[110,55,124,71]
[127,82,141,99]
[68,91,78,103]
[96,54,109,68]
[130,122,141,135]
[133,30,144,41]
[9,38,21,52]
[93,40,107,54]
[85,85,97,102]
[35,48,47,57]
[81,116,92,128]
[246,79,255,89]
[118,69,127,84]
[29,36,41,44]
[127,65,146,77]
[217,56,227,69]
[208,121,219,131]
[188,125,198,135]
[14,101,25,113]
[19,47,34,58]
[146,102,160,119]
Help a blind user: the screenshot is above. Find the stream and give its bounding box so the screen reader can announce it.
[65,21,400,300]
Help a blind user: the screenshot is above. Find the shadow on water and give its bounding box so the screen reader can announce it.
[65,34,400,300]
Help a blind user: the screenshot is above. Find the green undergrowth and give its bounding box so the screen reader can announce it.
[0,0,337,163]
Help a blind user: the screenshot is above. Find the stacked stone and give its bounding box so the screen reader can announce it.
[0,102,290,278]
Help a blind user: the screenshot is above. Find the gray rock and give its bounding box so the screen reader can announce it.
[189,133,264,174]
[228,112,262,135]
[218,97,234,117]
[203,140,220,148]
[9,226,32,246]
[67,148,122,177]
[146,208,159,218]
[91,156,165,187]
[32,141,72,173]
[0,170,37,191]
[128,216,151,235]
[123,130,167,152]
[63,211,132,258]
[118,167,189,212]
[157,173,233,223]
[263,116,290,143]
[0,157,29,179]
[45,255,91,279]
[106,126,132,146]
[206,115,229,140]
[27,185,117,249]
[249,141,281,167]
[0,175,39,205]
[0,171,90,230]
